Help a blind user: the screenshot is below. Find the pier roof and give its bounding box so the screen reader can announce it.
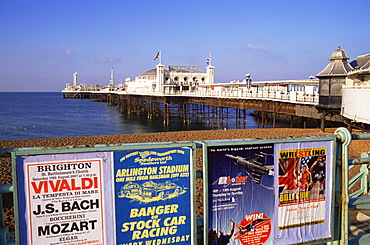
[139,67,194,77]
[140,68,157,76]
[350,54,370,70]
[317,46,353,77]
[348,54,370,77]
[329,46,350,61]
[139,68,170,77]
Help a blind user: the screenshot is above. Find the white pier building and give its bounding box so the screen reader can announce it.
[315,46,370,128]
[124,63,215,94]
[342,53,370,125]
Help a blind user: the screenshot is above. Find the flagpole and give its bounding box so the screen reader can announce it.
[160,50,162,64]
[206,53,212,66]
[153,50,161,63]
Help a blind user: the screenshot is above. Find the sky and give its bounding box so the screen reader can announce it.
[1,0,369,92]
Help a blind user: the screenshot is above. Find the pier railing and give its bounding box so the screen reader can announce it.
[120,89,319,105]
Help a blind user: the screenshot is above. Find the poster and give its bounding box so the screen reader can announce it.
[273,141,332,244]
[207,144,275,245]
[16,152,114,245]
[207,140,333,245]
[113,147,193,244]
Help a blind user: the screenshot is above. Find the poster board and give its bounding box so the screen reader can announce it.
[113,147,194,244]
[204,138,334,245]
[12,142,196,245]
[14,152,113,245]
[274,141,333,243]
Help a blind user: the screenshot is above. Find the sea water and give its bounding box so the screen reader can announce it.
[1,92,261,140]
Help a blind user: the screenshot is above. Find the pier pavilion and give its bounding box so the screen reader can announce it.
[316,46,370,130]
[342,53,370,128]
[124,63,215,94]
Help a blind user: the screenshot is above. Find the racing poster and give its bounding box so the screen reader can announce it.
[274,141,333,244]
[207,144,275,245]
[113,147,193,244]
[15,152,114,245]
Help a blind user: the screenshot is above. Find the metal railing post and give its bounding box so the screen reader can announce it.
[334,127,352,244]
[0,184,14,245]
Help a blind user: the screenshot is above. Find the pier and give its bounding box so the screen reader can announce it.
[62,87,343,131]
[62,47,370,131]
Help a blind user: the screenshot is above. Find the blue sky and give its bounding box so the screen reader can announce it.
[1,0,369,92]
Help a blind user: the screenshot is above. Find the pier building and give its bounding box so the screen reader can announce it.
[342,53,370,128]
[124,63,215,93]
[314,46,370,129]
[316,46,352,114]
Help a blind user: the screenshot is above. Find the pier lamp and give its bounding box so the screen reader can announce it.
[246,73,251,90]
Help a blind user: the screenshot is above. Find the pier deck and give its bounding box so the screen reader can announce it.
[62,90,344,130]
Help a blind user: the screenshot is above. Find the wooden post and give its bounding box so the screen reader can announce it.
[243,109,247,129]
[127,99,131,115]
[290,115,294,128]
[320,113,326,132]
[164,103,169,125]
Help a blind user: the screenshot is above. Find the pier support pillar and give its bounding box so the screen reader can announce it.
[347,122,352,133]
[148,101,153,119]
[127,99,131,115]
[243,109,247,129]
[290,115,294,128]
[187,104,191,124]
[212,106,215,128]
[320,113,326,132]
[164,103,169,125]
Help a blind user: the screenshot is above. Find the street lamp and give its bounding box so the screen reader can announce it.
[246,73,251,92]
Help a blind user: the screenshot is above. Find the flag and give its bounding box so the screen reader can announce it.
[206,53,211,65]
[153,51,160,62]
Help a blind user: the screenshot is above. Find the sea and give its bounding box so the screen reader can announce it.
[0,92,264,140]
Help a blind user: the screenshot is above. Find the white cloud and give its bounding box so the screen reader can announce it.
[247,43,269,51]
[96,56,121,63]
[64,48,74,55]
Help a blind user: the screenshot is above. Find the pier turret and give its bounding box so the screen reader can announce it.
[206,65,215,84]
[316,46,353,114]
[73,72,78,87]
[109,67,114,87]
[156,63,165,92]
